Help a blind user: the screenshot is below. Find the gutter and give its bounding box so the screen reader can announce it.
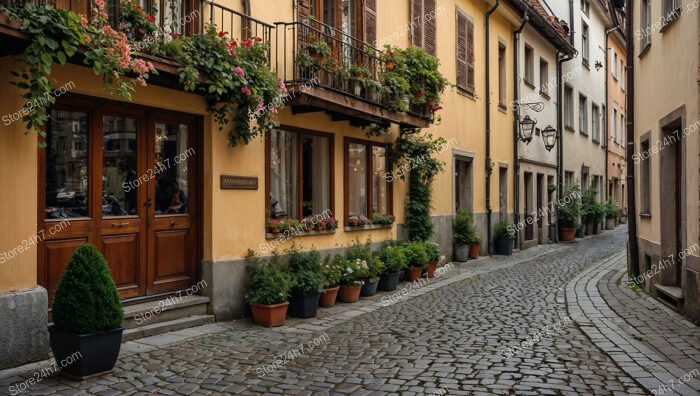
[604,23,620,203]
[485,0,500,255]
[513,5,529,250]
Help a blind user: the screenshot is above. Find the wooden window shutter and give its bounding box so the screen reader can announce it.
[456,10,468,91]
[298,0,311,21]
[424,0,436,55]
[411,0,423,47]
[466,16,475,94]
[365,0,377,46]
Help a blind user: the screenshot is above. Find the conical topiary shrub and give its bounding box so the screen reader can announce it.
[49,243,125,379]
[52,243,124,333]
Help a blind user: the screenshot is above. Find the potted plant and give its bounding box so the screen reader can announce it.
[557,186,581,242]
[347,214,360,227]
[245,250,293,327]
[287,246,323,318]
[377,245,406,291]
[335,255,363,303]
[592,201,605,234]
[360,256,383,296]
[325,217,339,231]
[301,216,314,232]
[453,208,472,261]
[50,243,124,380]
[404,241,428,281]
[424,241,441,278]
[581,188,597,235]
[468,232,481,260]
[605,199,618,230]
[267,219,281,234]
[319,255,341,308]
[493,218,516,255]
[575,223,584,238]
[119,0,158,41]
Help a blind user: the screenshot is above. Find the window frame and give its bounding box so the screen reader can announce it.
[640,0,652,55]
[343,137,393,225]
[640,136,651,215]
[581,21,590,66]
[455,7,475,95]
[524,45,535,86]
[564,84,575,130]
[265,126,335,221]
[592,103,600,143]
[498,42,507,109]
[539,58,549,98]
[579,93,588,135]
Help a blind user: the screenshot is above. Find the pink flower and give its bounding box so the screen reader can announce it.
[233,67,245,78]
[279,80,287,93]
[80,16,88,28]
[241,86,252,96]
[256,101,266,112]
[136,76,147,87]
[94,0,105,11]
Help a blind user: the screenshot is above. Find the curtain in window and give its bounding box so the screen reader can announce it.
[348,143,367,216]
[270,129,298,219]
[310,135,330,214]
[372,146,387,214]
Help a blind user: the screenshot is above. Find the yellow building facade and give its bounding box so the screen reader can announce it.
[0,0,572,367]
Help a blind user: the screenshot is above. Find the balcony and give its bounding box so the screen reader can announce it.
[273,20,431,129]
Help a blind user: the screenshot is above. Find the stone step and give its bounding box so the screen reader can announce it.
[122,294,210,330]
[122,314,215,342]
[654,284,684,311]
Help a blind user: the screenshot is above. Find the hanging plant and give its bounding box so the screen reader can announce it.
[173,26,286,146]
[5,0,156,144]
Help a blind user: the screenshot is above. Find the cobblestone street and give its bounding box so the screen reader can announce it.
[1,228,697,395]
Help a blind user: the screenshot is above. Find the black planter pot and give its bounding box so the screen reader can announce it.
[378,272,401,291]
[49,325,123,380]
[495,237,514,256]
[593,221,600,234]
[575,228,584,238]
[289,292,320,318]
[360,277,379,296]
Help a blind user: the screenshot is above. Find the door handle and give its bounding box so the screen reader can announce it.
[144,197,152,207]
[170,220,177,226]
[111,221,130,227]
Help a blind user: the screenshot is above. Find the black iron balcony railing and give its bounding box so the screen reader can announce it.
[273,20,386,107]
[201,0,273,43]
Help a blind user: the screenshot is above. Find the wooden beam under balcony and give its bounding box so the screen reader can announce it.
[287,84,430,129]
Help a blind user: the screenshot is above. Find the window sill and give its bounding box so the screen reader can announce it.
[524,79,535,90]
[344,224,393,232]
[639,212,652,218]
[660,9,681,33]
[265,229,337,239]
[580,130,588,136]
[456,88,477,101]
[612,75,618,81]
[582,59,590,69]
[639,43,651,59]
[498,103,508,114]
[540,92,550,101]
[565,125,575,133]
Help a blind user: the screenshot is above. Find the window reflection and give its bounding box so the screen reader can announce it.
[103,116,138,217]
[155,122,189,214]
[45,110,89,219]
[372,146,388,215]
[348,143,367,217]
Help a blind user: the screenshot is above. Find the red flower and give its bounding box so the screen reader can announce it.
[389,50,394,58]
[256,37,263,42]
[331,52,338,59]
[230,40,238,47]
[218,31,228,37]
[245,39,252,48]
[135,5,142,10]
[432,105,443,112]
[170,32,183,39]
[146,15,155,22]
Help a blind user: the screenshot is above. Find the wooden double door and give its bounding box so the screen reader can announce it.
[38,97,200,301]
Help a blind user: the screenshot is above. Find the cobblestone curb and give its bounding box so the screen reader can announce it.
[566,252,700,396]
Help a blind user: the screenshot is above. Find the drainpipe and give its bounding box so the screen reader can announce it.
[485,0,500,255]
[625,0,639,277]
[513,6,529,250]
[557,51,575,218]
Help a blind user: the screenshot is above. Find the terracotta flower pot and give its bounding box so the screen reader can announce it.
[319,286,339,307]
[270,227,280,234]
[406,266,423,281]
[560,227,576,242]
[315,223,325,231]
[469,243,480,259]
[249,302,289,327]
[338,284,361,303]
[424,261,438,278]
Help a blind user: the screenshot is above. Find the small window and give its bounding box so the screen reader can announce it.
[581,21,589,64]
[524,45,534,84]
[581,0,590,16]
[613,108,618,142]
[455,8,475,94]
[564,85,574,129]
[565,171,574,188]
[498,43,506,107]
[641,0,652,50]
[612,52,618,78]
[579,94,588,134]
[621,114,625,143]
[665,0,680,17]
[592,104,600,142]
[539,58,549,96]
[640,139,651,214]
[345,139,393,223]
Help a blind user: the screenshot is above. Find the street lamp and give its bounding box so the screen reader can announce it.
[519,115,536,144]
[542,124,557,151]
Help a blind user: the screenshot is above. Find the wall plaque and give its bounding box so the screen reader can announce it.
[220,175,258,190]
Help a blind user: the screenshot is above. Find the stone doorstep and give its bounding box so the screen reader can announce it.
[567,251,700,396]
[0,241,569,381]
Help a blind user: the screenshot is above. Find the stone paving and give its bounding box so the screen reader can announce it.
[0,227,678,395]
[570,254,700,396]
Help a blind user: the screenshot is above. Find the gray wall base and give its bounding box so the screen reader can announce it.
[0,286,49,369]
